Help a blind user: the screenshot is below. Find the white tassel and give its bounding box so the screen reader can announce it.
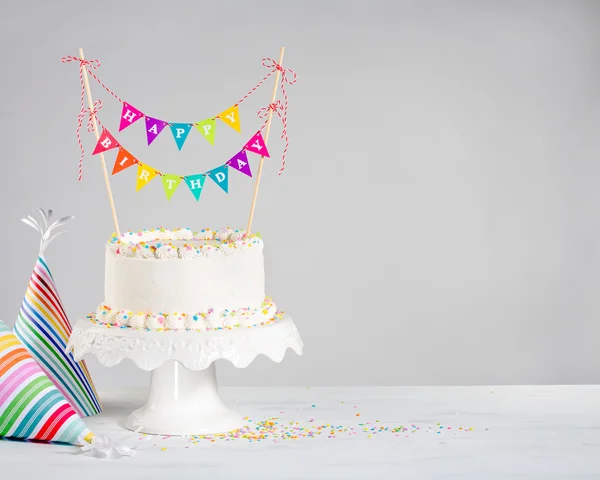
[79,434,137,459]
[21,209,74,256]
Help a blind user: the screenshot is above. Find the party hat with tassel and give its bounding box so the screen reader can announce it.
[0,320,94,444]
[14,209,102,417]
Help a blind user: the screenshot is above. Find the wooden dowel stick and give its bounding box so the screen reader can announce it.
[78,48,121,237]
[246,46,285,234]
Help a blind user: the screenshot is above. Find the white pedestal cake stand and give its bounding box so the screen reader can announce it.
[67,316,303,435]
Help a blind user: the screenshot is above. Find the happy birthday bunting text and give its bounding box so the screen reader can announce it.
[63,54,296,182]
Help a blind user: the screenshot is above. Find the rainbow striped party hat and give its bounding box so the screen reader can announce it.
[14,210,101,417]
[0,320,94,444]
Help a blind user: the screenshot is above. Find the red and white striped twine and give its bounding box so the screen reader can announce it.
[235,58,282,105]
[257,58,297,174]
[258,100,288,174]
[82,64,124,104]
[61,56,103,180]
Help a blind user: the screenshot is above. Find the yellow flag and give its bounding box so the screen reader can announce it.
[136,163,158,191]
[218,105,241,132]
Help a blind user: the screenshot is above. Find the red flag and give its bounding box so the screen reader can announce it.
[92,129,119,155]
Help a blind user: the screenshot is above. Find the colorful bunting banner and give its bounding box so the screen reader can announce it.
[0,320,95,444]
[136,163,158,191]
[207,165,229,193]
[170,123,193,150]
[227,150,252,177]
[119,102,144,132]
[218,105,241,132]
[120,106,242,150]
[99,128,269,201]
[63,54,297,179]
[162,174,182,200]
[195,118,216,145]
[184,174,206,201]
[145,116,168,146]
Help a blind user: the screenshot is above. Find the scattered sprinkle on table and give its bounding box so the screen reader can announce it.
[134,399,483,450]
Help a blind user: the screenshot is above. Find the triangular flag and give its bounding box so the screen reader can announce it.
[244,131,270,157]
[170,123,193,150]
[162,174,182,200]
[118,102,144,132]
[92,129,119,155]
[184,174,206,201]
[1,320,95,444]
[207,165,229,193]
[195,118,216,145]
[227,150,252,177]
[145,117,168,146]
[112,148,137,175]
[136,163,158,191]
[14,211,101,418]
[218,105,241,132]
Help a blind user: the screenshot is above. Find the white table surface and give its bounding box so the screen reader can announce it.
[2,385,599,479]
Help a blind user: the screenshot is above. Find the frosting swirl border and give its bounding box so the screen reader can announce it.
[94,297,279,332]
[107,227,263,259]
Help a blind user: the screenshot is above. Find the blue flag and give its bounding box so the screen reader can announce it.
[184,174,206,201]
[207,165,229,193]
[170,123,193,150]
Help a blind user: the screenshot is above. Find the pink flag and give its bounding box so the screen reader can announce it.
[119,102,144,131]
[227,150,252,177]
[244,132,270,158]
[92,129,119,155]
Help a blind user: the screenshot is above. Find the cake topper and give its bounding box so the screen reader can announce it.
[61,47,296,236]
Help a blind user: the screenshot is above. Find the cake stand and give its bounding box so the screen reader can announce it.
[67,316,303,435]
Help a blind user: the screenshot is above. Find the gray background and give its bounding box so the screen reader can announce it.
[0,0,599,389]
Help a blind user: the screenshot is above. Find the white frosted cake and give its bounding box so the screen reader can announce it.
[90,227,281,331]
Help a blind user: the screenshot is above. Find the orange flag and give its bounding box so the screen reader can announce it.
[112,148,137,175]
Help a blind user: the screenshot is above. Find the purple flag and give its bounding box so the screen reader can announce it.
[145,117,168,145]
[227,150,252,177]
[119,102,144,132]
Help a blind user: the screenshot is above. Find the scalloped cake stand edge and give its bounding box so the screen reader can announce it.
[67,316,303,435]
